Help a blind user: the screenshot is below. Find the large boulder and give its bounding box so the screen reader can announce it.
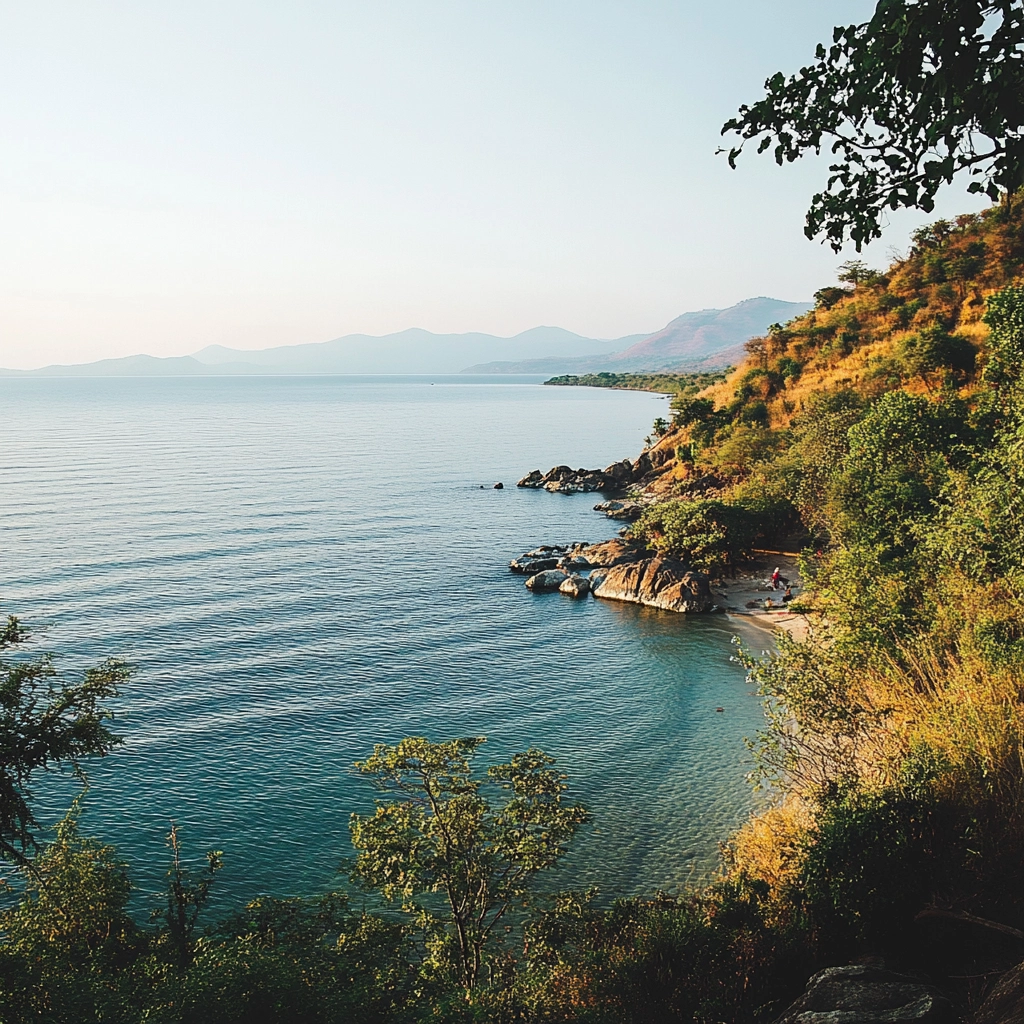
[603,459,635,487]
[591,555,713,613]
[578,538,645,568]
[525,569,568,591]
[775,964,955,1024]
[631,451,653,480]
[559,574,590,598]
[517,469,544,487]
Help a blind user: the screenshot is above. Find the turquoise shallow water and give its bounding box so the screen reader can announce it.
[0,375,767,908]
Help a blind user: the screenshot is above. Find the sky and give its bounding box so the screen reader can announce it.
[0,1,991,369]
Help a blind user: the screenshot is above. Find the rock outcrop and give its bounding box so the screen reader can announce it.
[510,544,594,574]
[517,459,641,494]
[524,569,568,591]
[577,538,645,568]
[775,964,954,1024]
[593,499,647,521]
[590,555,713,613]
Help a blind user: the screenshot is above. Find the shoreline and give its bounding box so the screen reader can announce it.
[712,555,810,642]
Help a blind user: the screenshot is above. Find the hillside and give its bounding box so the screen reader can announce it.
[637,204,1024,497]
[578,198,1024,1018]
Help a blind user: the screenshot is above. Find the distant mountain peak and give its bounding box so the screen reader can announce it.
[462,297,812,374]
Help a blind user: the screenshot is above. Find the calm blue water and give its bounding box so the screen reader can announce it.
[0,375,767,909]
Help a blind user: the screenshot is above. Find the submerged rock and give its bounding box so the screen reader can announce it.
[591,555,713,613]
[775,964,954,1024]
[525,569,568,591]
[559,574,590,598]
[493,481,503,489]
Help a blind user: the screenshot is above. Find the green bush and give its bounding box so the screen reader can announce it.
[632,499,759,571]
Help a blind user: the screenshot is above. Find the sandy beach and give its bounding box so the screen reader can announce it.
[715,554,812,642]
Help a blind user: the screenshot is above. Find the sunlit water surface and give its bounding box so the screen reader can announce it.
[0,375,768,909]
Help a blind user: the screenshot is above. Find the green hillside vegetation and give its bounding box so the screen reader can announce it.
[5,202,1024,1023]
[544,370,727,395]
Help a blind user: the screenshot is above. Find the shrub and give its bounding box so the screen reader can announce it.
[632,499,758,571]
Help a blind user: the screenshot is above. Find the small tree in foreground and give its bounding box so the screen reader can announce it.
[348,737,588,996]
[0,614,129,864]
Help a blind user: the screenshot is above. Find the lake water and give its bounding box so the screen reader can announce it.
[0,375,767,909]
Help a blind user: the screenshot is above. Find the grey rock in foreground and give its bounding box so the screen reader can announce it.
[524,569,568,591]
[775,964,954,1024]
[591,555,712,613]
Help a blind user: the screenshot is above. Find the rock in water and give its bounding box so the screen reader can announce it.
[516,464,631,494]
[493,482,503,489]
[590,555,712,613]
[509,557,560,574]
[775,964,954,1024]
[524,569,568,591]
[559,574,590,598]
[593,499,645,521]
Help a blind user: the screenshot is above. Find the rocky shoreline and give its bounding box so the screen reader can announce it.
[511,457,810,638]
[509,538,719,614]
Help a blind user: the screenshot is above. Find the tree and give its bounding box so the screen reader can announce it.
[722,0,1024,249]
[836,260,879,287]
[153,823,224,968]
[348,737,588,996]
[0,615,128,864]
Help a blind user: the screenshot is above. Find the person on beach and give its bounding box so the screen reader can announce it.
[782,586,794,604]
[771,567,781,589]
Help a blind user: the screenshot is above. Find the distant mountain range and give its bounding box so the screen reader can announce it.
[462,298,812,373]
[0,298,809,377]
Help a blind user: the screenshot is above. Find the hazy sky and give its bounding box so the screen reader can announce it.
[0,1,989,369]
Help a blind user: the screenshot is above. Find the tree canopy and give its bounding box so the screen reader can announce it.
[722,0,1024,249]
